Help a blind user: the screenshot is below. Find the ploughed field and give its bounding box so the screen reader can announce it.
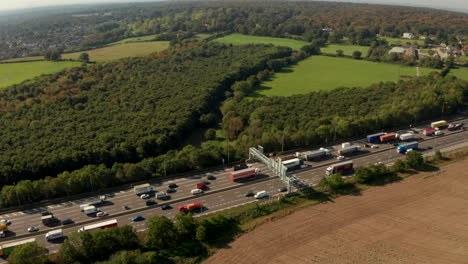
[255,55,437,96]
[205,159,468,264]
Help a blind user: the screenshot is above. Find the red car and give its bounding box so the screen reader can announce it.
[196,183,207,190]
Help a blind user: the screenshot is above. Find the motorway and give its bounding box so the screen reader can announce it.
[0,117,466,255]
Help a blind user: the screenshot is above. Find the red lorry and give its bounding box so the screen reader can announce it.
[326,160,354,175]
[380,132,396,143]
[229,168,259,181]
[178,202,203,213]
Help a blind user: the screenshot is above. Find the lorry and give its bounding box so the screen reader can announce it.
[78,219,118,232]
[431,120,448,129]
[83,205,98,215]
[45,229,64,241]
[133,183,152,195]
[397,141,419,154]
[233,164,249,171]
[0,238,36,256]
[178,202,203,213]
[41,214,59,226]
[338,146,360,156]
[229,168,259,181]
[282,158,301,170]
[296,148,330,161]
[367,132,386,143]
[380,133,396,143]
[448,123,464,131]
[399,133,415,141]
[423,128,436,136]
[326,160,354,175]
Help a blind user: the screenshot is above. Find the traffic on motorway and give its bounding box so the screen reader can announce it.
[0,117,465,256]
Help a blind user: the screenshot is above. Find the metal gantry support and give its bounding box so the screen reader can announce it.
[249,146,293,193]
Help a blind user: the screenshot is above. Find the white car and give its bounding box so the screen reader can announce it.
[96,211,108,217]
[27,226,39,232]
[371,145,379,149]
[191,189,203,195]
[140,194,150,199]
[0,219,11,225]
[336,156,345,160]
[0,231,5,238]
[300,164,308,169]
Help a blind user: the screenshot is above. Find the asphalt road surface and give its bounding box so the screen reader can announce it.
[0,117,466,256]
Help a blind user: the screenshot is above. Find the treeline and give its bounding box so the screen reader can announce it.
[0,43,291,187]
[1,1,467,60]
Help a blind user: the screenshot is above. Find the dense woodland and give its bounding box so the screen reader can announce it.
[1,1,468,59]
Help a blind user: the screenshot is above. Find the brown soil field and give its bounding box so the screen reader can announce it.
[205,160,468,264]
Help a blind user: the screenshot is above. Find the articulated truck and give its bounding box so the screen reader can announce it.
[78,219,118,232]
[296,148,330,161]
[133,183,152,195]
[282,158,301,170]
[179,202,203,213]
[397,141,419,154]
[380,133,397,143]
[399,133,416,141]
[367,132,386,143]
[230,168,259,182]
[326,160,354,175]
[338,146,360,156]
[431,120,448,129]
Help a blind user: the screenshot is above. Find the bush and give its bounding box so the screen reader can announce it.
[319,173,347,192]
[405,151,424,168]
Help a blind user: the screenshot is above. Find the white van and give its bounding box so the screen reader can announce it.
[155,192,168,199]
[254,191,268,199]
[45,229,64,241]
[80,204,90,212]
[191,189,203,195]
[83,205,98,215]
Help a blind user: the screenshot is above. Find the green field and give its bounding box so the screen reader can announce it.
[321,44,370,56]
[381,36,424,46]
[0,61,81,88]
[449,67,468,80]
[108,34,159,45]
[213,33,308,50]
[62,41,169,62]
[255,56,437,96]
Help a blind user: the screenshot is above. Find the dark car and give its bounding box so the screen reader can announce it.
[166,188,176,193]
[41,211,51,216]
[61,218,73,225]
[122,205,130,210]
[161,204,172,210]
[363,143,370,148]
[427,146,433,149]
[233,164,248,171]
[132,215,145,222]
[168,183,178,188]
[201,180,211,185]
[244,191,254,197]
[146,200,157,206]
[279,187,288,192]
[207,175,216,180]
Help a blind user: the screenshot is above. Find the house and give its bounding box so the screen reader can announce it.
[402,33,415,39]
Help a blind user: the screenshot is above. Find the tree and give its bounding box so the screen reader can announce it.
[391,159,406,172]
[174,212,197,241]
[146,216,178,250]
[79,53,90,62]
[7,242,48,264]
[320,173,346,192]
[336,49,344,57]
[405,151,424,168]
[300,44,320,55]
[204,129,216,140]
[352,50,362,59]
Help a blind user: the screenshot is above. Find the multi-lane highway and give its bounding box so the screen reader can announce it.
[0,117,466,255]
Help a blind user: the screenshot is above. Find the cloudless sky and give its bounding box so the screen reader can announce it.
[0,0,467,12]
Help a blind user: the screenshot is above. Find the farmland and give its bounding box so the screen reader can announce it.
[0,61,82,88]
[320,44,370,56]
[450,67,468,80]
[108,34,159,45]
[213,33,308,50]
[255,56,437,96]
[381,36,425,45]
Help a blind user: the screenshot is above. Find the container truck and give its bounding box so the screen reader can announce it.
[229,168,259,181]
[431,120,448,129]
[448,123,464,131]
[380,133,396,143]
[296,148,330,161]
[282,158,301,170]
[399,133,415,141]
[45,229,64,241]
[397,141,419,154]
[83,205,98,215]
[133,183,152,195]
[0,238,36,256]
[367,132,386,143]
[423,128,436,136]
[338,146,360,156]
[326,160,354,175]
[178,202,203,213]
[78,219,118,232]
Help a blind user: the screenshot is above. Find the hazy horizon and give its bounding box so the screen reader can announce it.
[0,0,467,13]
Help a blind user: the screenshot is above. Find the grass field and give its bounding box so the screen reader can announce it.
[0,61,82,88]
[321,44,370,56]
[108,34,159,45]
[381,36,425,46]
[213,33,308,50]
[255,56,437,96]
[62,41,169,62]
[449,67,468,80]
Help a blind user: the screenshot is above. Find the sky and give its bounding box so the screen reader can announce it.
[0,0,466,12]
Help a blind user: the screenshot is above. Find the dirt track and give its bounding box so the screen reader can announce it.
[205,160,468,264]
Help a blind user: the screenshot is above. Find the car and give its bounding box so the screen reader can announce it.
[427,146,433,149]
[371,145,379,149]
[122,205,130,210]
[146,200,157,206]
[132,215,145,222]
[168,183,178,188]
[41,211,51,216]
[140,194,150,199]
[191,189,203,195]
[244,191,254,197]
[0,231,5,238]
[254,191,268,199]
[300,164,308,169]
[336,155,345,160]
[99,195,107,200]
[201,180,211,185]
[279,186,288,192]
[196,183,208,189]
[363,143,370,148]
[96,211,108,217]
[61,218,73,225]
[207,174,216,180]
[166,188,176,193]
[161,204,172,210]
[0,219,11,226]
[27,226,39,232]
